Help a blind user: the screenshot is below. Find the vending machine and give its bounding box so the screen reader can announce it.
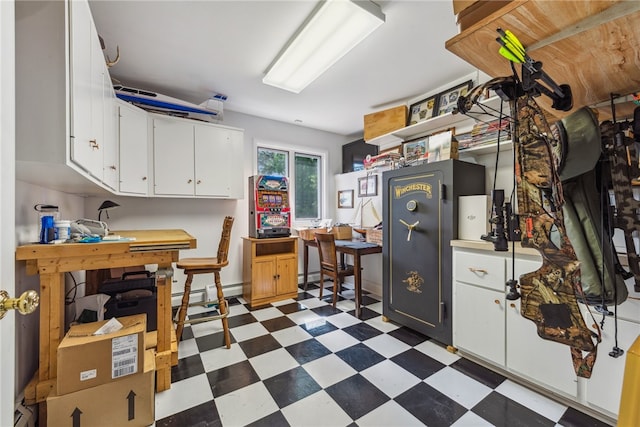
[248,175,291,238]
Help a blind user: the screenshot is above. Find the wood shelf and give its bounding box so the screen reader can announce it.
[445,1,640,120]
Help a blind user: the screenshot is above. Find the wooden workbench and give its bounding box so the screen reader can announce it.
[16,229,196,405]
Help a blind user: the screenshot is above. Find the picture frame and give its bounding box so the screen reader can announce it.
[338,189,354,209]
[408,95,438,126]
[358,175,378,197]
[402,137,429,162]
[434,80,473,117]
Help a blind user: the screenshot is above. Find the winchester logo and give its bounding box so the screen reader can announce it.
[394,182,432,199]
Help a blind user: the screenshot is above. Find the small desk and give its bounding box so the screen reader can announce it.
[16,229,196,405]
[302,238,382,318]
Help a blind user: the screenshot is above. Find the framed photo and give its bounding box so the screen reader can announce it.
[358,175,378,197]
[435,80,473,117]
[402,137,428,162]
[338,189,354,209]
[408,95,438,126]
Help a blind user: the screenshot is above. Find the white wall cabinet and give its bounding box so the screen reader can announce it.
[152,114,244,198]
[15,0,118,195]
[118,101,149,195]
[69,0,117,187]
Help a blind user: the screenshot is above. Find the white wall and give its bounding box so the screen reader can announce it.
[80,110,350,297]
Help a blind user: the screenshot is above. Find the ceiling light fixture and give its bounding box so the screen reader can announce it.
[263,0,385,94]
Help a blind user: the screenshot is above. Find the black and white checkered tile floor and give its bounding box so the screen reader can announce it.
[155,283,612,427]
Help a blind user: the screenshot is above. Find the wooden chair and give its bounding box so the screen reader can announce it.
[315,232,355,307]
[175,216,234,347]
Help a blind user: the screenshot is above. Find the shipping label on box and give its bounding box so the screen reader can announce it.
[48,349,155,427]
[57,314,146,395]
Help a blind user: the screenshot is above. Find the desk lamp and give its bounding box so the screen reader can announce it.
[98,200,120,222]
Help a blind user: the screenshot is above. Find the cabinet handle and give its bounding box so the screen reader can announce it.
[142,177,147,181]
[89,139,99,149]
[509,303,516,308]
[494,299,500,305]
[188,179,193,184]
[197,180,202,184]
[468,267,488,274]
[109,165,116,170]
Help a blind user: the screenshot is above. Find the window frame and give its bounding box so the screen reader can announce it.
[254,139,328,224]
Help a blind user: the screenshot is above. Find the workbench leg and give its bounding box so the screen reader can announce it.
[155,266,174,392]
[38,273,64,383]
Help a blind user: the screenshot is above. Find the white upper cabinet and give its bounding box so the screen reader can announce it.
[69,0,117,184]
[152,114,244,199]
[118,101,149,195]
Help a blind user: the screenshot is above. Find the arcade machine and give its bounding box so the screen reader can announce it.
[248,175,291,238]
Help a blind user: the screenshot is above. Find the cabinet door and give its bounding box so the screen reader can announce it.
[102,92,119,190]
[153,118,194,195]
[506,257,578,398]
[454,281,505,365]
[194,125,230,197]
[506,299,578,397]
[586,313,640,416]
[69,0,103,178]
[118,103,149,194]
[276,254,298,295]
[252,258,277,300]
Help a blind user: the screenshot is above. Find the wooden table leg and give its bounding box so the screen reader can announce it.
[303,242,309,291]
[353,254,362,319]
[39,272,65,383]
[155,266,173,392]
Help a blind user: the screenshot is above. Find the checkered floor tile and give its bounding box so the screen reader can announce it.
[154,283,612,426]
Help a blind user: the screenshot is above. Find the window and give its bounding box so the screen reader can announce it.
[256,143,326,222]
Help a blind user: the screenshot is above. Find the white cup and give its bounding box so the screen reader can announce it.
[55,220,71,240]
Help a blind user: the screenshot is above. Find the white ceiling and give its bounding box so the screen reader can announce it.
[89,0,477,138]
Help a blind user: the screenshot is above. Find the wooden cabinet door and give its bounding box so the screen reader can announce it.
[153,118,194,195]
[252,257,277,300]
[118,102,149,194]
[454,281,506,365]
[276,254,298,295]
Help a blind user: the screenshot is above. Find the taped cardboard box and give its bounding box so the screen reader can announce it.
[48,349,155,427]
[364,105,407,141]
[57,314,146,395]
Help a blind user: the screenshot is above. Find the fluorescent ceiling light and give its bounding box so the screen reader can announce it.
[263,0,385,93]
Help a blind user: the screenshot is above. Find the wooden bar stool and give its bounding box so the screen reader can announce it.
[175,216,234,347]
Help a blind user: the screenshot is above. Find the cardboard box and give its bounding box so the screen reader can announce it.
[456,1,512,31]
[57,314,146,395]
[364,105,407,141]
[332,225,353,240]
[48,349,155,427]
[458,195,491,241]
[452,0,478,15]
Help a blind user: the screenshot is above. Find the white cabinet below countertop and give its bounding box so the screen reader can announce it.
[452,241,640,421]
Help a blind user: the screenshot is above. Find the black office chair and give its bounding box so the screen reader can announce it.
[314,232,355,307]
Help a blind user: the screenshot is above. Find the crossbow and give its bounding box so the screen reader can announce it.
[457,30,601,377]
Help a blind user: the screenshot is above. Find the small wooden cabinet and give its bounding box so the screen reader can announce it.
[243,237,299,307]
